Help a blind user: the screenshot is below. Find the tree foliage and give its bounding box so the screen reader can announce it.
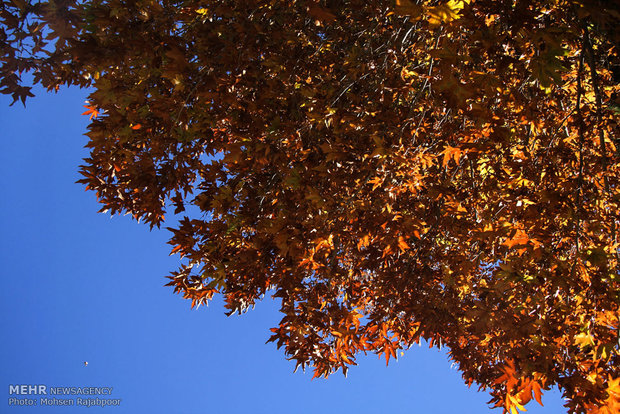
[2,0,619,412]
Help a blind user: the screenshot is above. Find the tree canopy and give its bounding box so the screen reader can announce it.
[2,1,619,412]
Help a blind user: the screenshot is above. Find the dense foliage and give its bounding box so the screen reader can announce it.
[2,1,619,412]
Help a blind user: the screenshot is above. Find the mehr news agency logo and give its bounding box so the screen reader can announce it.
[8,384,122,408]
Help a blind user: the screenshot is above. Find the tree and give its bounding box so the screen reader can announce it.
[2,0,619,412]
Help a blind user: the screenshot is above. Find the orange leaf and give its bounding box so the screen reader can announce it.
[441,145,462,167]
[502,229,540,250]
[397,236,410,252]
[369,176,383,191]
[357,234,370,250]
[81,104,100,120]
[532,381,544,406]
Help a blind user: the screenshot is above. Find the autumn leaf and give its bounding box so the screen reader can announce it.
[428,0,467,26]
[441,145,463,167]
[502,229,541,251]
[81,104,100,120]
[573,332,595,349]
[532,381,544,406]
[397,236,410,252]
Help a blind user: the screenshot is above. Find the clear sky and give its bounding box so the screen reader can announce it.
[0,86,568,413]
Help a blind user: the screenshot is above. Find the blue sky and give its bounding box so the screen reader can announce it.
[0,86,568,413]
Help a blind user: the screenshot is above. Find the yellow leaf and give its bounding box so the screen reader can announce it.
[573,332,595,348]
[428,0,468,26]
[401,67,417,80]
[508,394,527,412]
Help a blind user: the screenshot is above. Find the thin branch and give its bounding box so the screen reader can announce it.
[582,21,618,264]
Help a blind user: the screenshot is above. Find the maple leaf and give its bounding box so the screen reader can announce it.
[81,104,100,120]
[502,229,541,252]
[441,145,463,167]
[428,0,466,27]
[573,332,595,349]
[494,359,518,390]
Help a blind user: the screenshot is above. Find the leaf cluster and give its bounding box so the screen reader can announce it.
[2,1,619,412]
